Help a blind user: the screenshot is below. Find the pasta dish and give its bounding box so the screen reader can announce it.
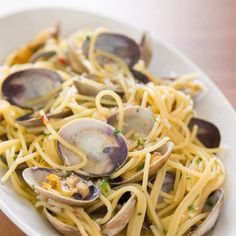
[0,24,224,236]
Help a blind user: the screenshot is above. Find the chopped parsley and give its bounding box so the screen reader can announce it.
[13,156,17,161]
[113,129,120,138]
[188,205,194,211]
[43,131,50,137]
[137,212,142,216]
[186,177,191,180]
[137,138,144,147]
[97,177,111,196]
[196,157,202,164]
[206,199,214,208]
[65,171,72,178]
[32,184,35,189]
[136,163,145,171]
[86,35,91,41]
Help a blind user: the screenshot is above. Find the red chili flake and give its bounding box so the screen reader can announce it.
[58,57,68,66]
[41,114,48,126]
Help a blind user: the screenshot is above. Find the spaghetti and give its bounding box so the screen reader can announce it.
[0,26,224,236]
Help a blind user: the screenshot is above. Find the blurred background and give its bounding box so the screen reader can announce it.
[0,0,235,235]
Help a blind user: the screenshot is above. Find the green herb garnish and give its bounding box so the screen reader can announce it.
[137,163,145,171]
[188,205,194,211]
[43,131,50,137]
[13,156,17,161]
[86,35,91,41]
[137,138,144,147]
[137,212,142,216]
[97,177,111,196]
[113,129,120,138]
[65,171,72,178]
[206,199,214,208]
[196,157,202,164]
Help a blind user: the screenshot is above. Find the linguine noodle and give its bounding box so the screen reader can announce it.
[0,26,224,236]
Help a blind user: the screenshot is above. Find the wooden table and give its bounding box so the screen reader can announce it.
[0,0,235,235]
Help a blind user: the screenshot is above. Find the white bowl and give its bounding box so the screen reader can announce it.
[0,7,235,236]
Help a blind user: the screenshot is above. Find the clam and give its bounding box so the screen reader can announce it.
[107,106,155,138]
[67,38,88,74]
[30,50,57,63]
[161,171,175,193]
[74,75,123,97]
[23,167,100,206]
[44,195,136,236]
[6,24,59,66]
[2,68,63,110]
[131,69,150,84]
[190,189,223,236]
[16,109,72,128]
[82,33,141,68]
[44,208,81,236]
[111,141,173,184]
[57,118,128,176]
[102,196,136,236]
[73,76,108,96]
[140,32,152,66]
[189,118,221,148]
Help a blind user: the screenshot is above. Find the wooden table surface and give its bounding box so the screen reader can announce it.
[0,0,235,235]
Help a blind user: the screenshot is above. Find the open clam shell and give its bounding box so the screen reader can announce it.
[74,75,123,97]
[140,32,152,66]
[5,24,59,66]
[16,109,72,128]
[30,50,57,63]
[111,141,173,184]
[44,196,136,236]
[82,32,141,68]
[44,208,81,236]
[102,196,136,236]
[67,38,88,74]
[189,118,221,148]
[57,118,128,176]
[131,69,150,84]
[107,106,155,139]
[23,167,100,206]
[2,68,63,110]
[161,171,175,193]
[190,189,223,236]
[73,76,108,96]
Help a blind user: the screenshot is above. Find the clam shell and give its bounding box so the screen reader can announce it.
[190,189,223,236]
[57,118,128,176]
[30,50,56,63]
[111,141,173,184]
[107,106,154,138]
[2,68,62,110]
[82,32,141,68]
[44,208,81,236]
[23,167,100,206]
[16,109,72,128]
[140,32,152,66]
[189,118,221,148]
[102,196,136,236]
